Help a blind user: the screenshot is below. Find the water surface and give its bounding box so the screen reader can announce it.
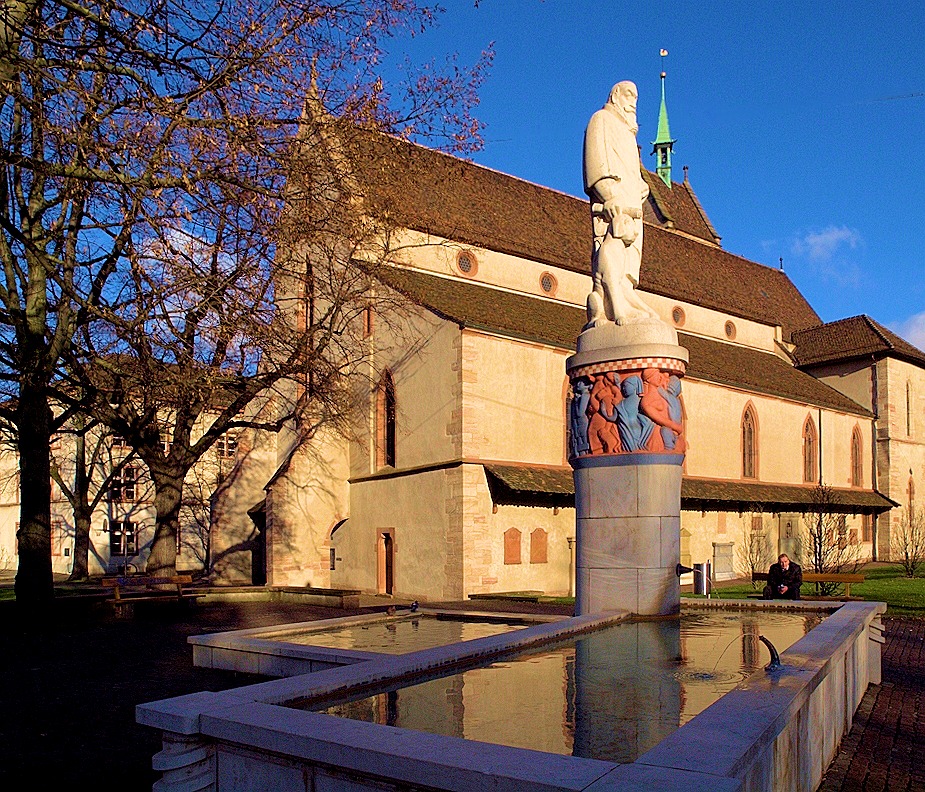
[267,615,526,654]
[307,610,824,762]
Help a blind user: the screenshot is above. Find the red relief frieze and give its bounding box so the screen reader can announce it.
[569,365,686,460]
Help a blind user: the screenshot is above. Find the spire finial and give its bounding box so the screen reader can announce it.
[651,50,676,187]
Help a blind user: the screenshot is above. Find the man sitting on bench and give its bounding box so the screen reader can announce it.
[762,553,802,600]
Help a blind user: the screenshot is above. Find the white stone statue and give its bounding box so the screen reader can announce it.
[583,81,660,327]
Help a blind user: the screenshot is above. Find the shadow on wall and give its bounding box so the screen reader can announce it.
[208,441,270,585]
[261,436,347,588]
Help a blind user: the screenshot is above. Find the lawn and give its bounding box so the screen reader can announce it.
[682,564,925,617]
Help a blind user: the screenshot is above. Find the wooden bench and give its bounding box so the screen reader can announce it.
[752,571,865,598]
[102,575,199,610]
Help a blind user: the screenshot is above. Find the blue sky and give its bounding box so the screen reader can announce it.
[386,1,925,346]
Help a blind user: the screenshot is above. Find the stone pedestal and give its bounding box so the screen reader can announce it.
[567,320,688,616]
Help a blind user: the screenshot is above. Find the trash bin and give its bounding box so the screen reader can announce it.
[693,561,712,596]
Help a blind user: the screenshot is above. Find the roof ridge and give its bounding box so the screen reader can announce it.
[862,315,896,349]
[374,129,588,204]
[793,314,867,337]
[681,178,721,243]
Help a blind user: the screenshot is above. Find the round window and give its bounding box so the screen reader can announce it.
[540,272,558,295]
[456,251,477,276]
[672,306,685,326]
[724,320,737,339]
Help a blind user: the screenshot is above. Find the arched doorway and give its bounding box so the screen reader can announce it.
[377,530,394,595]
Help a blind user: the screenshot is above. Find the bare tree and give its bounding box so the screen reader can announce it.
[737,505,773,587]
[0,0,488,600]
[893,506,925,578]
[802,484,864,595]
[50,415,139,580]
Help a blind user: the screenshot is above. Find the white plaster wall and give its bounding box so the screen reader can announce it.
[390,229,591,309]
[461,466,574,596]
[263,426,349,588]
[390,232,781,355]
[333,466,461,601]
[646,292,780,353]
[460,330,571,466]
[875,357,925,560]
[809,361,875,413]
[351,306,460,478]
[684,378,870,487]
[207,445,276,583]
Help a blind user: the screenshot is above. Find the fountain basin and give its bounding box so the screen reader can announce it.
[305,609,825,763]
[138,600,884,792]
[188,609,555,677]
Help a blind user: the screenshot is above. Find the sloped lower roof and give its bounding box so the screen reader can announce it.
[484,464,574,509]
[379,266,870,417]
[484,464,894,514]
[350,131,819,340]
[683,478,896,513]
[642,170,721,244]
[792,315,925,368]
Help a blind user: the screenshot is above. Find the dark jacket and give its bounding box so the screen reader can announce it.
[768,561,802,593]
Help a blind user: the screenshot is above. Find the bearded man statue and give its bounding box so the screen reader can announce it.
[583,81,660,327]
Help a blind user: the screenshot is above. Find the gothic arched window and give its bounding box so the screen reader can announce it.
[802,417,818,483]
[742,405,758,479]
[376,370,396,468]
[850,427,863,487]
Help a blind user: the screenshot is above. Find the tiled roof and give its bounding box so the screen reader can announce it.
[642,170,721,244]
[678,333,870,417]
[792,315,925,368]
[484,464,574,508]
[351,132,820,340]
[379,266,580,349]
[681,478,896,513]
[482,464,894,513]
[378,266,870,417]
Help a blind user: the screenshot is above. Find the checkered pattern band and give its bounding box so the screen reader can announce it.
[569,357,686,378]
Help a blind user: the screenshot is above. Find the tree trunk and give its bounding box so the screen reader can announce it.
[69,509,92,581]
[67,427,91,581]
[146,475,182,576]
[15,382,54,603]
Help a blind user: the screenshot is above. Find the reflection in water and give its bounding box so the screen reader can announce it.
[315,611,822,763]
[268,616,524,654]
[574,620,682,762]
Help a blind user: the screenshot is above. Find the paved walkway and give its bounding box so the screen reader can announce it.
[820,617,925,792]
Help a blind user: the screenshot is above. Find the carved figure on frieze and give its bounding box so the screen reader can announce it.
[583,81,661,328]
[616,375,656,451]
[569,377,592,458]
[640,368,685,452]
[662,375,685,452]
[587,372,621,454]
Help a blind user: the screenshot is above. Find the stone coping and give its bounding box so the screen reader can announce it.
[138,601,884,792]
[572,452,685,468]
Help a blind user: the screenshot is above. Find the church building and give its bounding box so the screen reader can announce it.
[209,76,918,601]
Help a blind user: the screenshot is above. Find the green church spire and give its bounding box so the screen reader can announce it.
[652,69,675,187]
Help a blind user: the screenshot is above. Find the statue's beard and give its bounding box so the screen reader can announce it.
[625,110,638,134]
[613,105,638,134]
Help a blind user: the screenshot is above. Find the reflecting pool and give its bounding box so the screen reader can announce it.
[259,614,527,654]
[305,610,824,763]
